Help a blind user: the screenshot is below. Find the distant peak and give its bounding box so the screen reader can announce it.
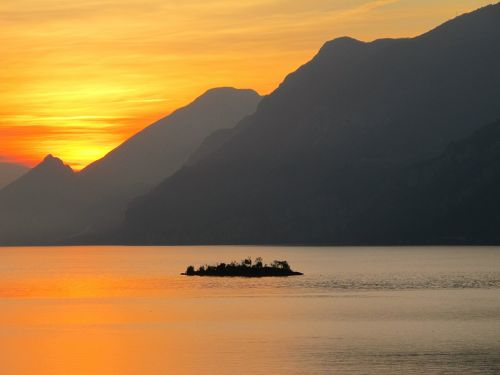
[319,36,364,52]
[42,154,63,165]
[43,154,57,162]
[307,36,366,65]
[199,87,260,100]
[204,87,240,94]
[36,154,74,174]
[183,87,261,109]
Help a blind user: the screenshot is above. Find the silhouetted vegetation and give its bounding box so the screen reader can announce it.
[182,257,303,277]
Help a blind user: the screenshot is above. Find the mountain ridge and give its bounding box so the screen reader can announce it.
[0,162,29,190]
[0,88,262,245]
[121,3,500,245]
[0,155,77,245]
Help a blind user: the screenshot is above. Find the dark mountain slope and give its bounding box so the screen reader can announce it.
[0,155,78,245]
[74,87,261,233]
[123,4,500,244]
[344,119,500,245]
[81,87,261,193]
[0,88,261,245]
[0,162,29,190]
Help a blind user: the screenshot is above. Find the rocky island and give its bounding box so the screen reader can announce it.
[182,257,303,277]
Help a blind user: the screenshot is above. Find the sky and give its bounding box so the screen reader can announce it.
[0,0,495,170]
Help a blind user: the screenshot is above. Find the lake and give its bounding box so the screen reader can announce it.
[0,246,499,374]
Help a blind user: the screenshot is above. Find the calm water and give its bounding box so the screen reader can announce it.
[0,246,499,375]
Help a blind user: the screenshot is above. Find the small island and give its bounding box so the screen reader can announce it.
[182,257,303,277]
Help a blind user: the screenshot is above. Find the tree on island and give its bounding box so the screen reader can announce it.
[182,257,302,277]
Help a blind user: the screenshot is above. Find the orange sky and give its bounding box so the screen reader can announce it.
[0,0,495,170]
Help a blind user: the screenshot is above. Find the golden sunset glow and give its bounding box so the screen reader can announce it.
[1,0,494,170]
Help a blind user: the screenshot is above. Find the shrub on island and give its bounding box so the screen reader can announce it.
[182,257,303,277]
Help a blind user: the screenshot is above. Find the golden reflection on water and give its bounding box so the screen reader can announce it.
[1,246,500,375]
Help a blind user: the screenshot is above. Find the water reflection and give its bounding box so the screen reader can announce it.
[0,246,499,374]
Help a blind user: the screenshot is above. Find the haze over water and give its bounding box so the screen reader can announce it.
[0,246,499,374]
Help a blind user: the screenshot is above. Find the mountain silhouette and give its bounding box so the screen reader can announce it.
[81,87,261,193]
[0,88,261,244]
[0,155,77,245]
[0,162,28,190]
[75,87,261,234]
[121,4,500,244]
[343,118,500,245]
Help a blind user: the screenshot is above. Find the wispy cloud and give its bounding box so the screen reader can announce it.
[0,0,491,168]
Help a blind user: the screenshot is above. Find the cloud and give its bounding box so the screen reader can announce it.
[1,0,492,169]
